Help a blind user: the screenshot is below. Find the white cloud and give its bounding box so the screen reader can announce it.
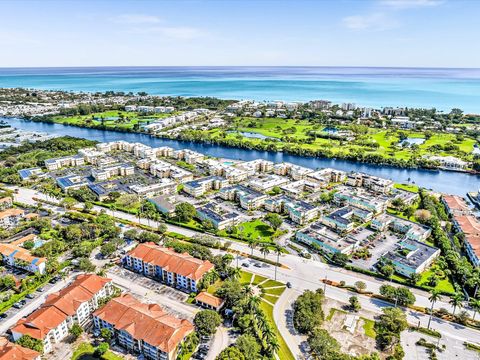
[379,0,444,9]
[127,25,205,40]
[342,13,399,31]
[111,14,161,24]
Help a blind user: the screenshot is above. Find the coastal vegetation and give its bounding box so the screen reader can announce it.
[174,116,479,170]
[0,136,96,184]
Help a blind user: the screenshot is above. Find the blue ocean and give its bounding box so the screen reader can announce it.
[1,66,480,112]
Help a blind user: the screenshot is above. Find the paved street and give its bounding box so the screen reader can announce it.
[10,186,480,346]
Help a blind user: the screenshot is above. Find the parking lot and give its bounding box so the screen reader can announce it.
[401,329,480,360]
[351,231,400,271]
[107,266,197,321]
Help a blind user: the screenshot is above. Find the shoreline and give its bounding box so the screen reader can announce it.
[17,116,480,176]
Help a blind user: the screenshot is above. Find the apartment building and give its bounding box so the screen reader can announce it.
[321,206,373,234]
[264,196,318,225]
[296,222,359,255]
[248,174,289,192]
[218,185,267,210]
[346,173,393,194]
[56,175,89,191]
[371,214,432,241]
[123,243,214,292]
[93,294,193,360]
[183,176,228,198]
[0,208,25,229]
[11,274,113,353]
[442,194,471,217]
[381,239,440,276]
[196,203,241,230]
[450,214,480,267]
[0,337,40,360]
[334,190,387,214]
[0,235,46,274]
[92,163,135,181]
[18,167,44,181]
[44,155,85,171]
[129,179,176,197]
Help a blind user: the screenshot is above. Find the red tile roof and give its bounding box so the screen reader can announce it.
[443,195,470,214]
[0,337,40,360]
[11,274,111,340]
[195,292,224,309]
[0,208,24,220]
[454,215,480,235]
[128,243,214,281]
[93,294,193,354]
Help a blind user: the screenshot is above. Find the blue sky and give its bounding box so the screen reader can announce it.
[0,0,478,67]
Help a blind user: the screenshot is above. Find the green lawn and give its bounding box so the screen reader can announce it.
[259,293,295,360]
[362,318,376,338]
[394,183,420,193]
[261,279,285,288]
[236,219,276,242]
[239,270,253,285]
[262,294,280,304]
[262,286,287,296]
[418,268,455,293]
[251,274,268,286]
[207,119,478,166]
[54,110,176,131]
[71,343,124,360]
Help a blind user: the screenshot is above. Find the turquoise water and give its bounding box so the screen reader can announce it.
[1,67,480,112]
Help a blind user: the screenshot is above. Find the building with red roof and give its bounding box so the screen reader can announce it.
[123,243,214,292]
[93,293,193,360]
[10,274,113,353]
[0,337,40,360]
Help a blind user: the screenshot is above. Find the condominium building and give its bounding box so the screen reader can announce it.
[92,163,135,181]
[129,179,176,197]
[264,195,318,225]
[196,202,241,230]
[11,274,113,353]
[0,337,40,360]
[44,155,85,171]
[93,294,193,360]
[334,190,387,214]
[56,175,89,191]
[381,239,440,276]
[0,235,46,274]
[371,214,432,241]
[123,243,214,292]
[0,208,25,229]
[183,176,228,198]
[218,185,267,210]
[18,167,44,181]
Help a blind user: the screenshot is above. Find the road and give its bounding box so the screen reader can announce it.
[11,186,480,345]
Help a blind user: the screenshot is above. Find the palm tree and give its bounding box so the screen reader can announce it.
[450,292,464,315]
[230,266,241,280]
[469,298,480,321]
[247,296,261,312]
[243,284,253,296]
[248,239,258,256]
[427,289,441,329]
[273,244,283,281]
[265,336,280,357]
[260,243,270,260]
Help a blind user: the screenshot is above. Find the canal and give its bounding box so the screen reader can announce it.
[4,117,479,196]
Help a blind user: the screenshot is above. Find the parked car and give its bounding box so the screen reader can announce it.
[36,287,45,292]
[286,282,292,288]
[241,262,250,268]
[0,313,8,318]
[26,293,35,299]
[12,303,22,309]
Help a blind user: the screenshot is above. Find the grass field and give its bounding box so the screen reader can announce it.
[362,318,376,338]
[236,219,276,242]
[206,117,478,165]
[239,270,253,285]
[417,268,455,293]
[54,110,175,131]
[71,342,124,360]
